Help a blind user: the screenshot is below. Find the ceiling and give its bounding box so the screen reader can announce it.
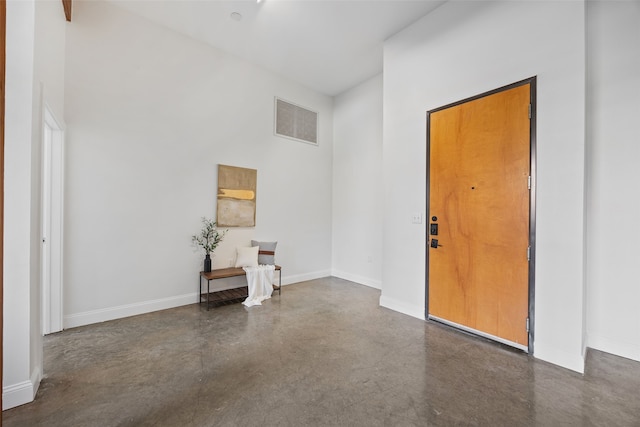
[108,0,446,96]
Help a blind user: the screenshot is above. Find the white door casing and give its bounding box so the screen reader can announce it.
[42,104,64,334]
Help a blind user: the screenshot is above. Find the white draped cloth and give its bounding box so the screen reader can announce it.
[242,265,275,307]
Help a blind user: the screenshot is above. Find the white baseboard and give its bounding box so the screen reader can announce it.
[64,293,196,329]
[331,269,381,289]
[281,269,331,286]
[534,343,585,374]
[379,294,425,320]
[587,333,640,363]
[3,367,41,410]
[63,271,330,329]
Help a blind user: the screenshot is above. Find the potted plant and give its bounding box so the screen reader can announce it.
[192,217,227,272]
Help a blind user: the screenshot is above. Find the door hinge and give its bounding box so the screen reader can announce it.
[526,317,530,332]
[528,104,532,119]
[528,175,531,190]
[527,246,531,261]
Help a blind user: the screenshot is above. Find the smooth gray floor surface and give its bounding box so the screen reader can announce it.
[4,277,640,426]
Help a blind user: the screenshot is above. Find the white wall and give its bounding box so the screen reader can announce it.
[332,74,383,288]
[381,1,586,372]
[586,2,640,362]
[63,1,333,327]
[3,0,67,410]
[3,0,36,410]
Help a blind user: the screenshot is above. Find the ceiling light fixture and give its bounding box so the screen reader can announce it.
[230,12,242,21]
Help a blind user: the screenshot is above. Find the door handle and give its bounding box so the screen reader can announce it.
[430,239,442,248]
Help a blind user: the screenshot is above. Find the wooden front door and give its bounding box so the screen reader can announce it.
[427,81,533,350]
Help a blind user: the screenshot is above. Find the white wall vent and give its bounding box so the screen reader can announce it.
[275,97,318,146]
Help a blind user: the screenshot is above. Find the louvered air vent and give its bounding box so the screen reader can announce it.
[275,97,318,145]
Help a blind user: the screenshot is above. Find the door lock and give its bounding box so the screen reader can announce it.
[430,223,438,235]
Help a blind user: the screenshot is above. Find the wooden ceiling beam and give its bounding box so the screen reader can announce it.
[62,0,72,22]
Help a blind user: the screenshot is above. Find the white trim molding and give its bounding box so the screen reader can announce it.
[3,367,41,410]
[331,269,381,289]
[63,271,330,329]
[379,295,425,320]
[64,293,197,329]
[587,334,640,364]
[534,343,585,374]
[281,270,331,286]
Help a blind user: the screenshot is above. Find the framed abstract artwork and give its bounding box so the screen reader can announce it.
[216,165,257,227]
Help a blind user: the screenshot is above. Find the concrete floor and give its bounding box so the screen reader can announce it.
[4,277,640,426]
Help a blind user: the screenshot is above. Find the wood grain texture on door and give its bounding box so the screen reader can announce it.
[428,83,531,347]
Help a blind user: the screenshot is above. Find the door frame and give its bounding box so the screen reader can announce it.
[425,77,537,354]
[41,104,65,334]
[1,0,6,419]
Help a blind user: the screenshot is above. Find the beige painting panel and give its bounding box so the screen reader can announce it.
[217,199,255,228]
[217,165,257,227]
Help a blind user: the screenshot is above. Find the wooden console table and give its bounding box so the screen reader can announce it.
[199,265,282,310]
